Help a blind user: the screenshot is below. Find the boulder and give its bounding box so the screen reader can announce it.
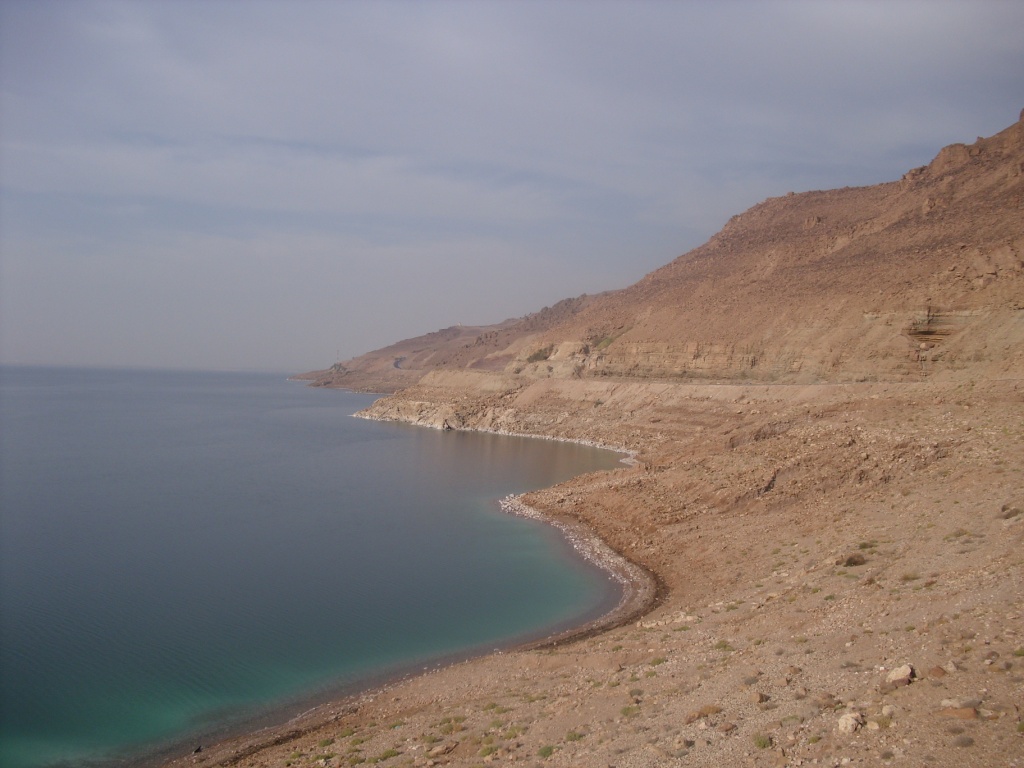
[885,664,915,686]
[837,712,864,734]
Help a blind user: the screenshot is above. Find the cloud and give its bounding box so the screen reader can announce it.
[2,0,1022,370]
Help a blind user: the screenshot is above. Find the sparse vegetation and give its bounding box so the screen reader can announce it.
[527,345,554,363]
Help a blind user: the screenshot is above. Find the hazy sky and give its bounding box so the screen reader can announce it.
[2,1,1022,372]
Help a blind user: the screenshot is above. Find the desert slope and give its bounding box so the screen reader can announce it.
[309,110,1023,392]
[174,114,1024,767]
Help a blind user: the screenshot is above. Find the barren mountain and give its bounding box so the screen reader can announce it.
[307,110,1023,392]
[182,114,1024,768]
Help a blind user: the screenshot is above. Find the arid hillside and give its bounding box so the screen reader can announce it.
[306,111,1024,392]
[182,114,1024,768]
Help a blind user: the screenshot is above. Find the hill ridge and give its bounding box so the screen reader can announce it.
[306,111,1023,391]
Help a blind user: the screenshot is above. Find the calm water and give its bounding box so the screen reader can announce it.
[0,367,622,768]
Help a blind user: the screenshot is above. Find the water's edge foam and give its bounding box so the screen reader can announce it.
[354,408,661,647]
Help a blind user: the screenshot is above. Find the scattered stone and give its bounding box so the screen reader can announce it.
[837,712,864,734]
[938,707,979,720]
[885,664,915,686]
[941,697,981,709]
[427,742,458,757]
[927,665,947,679]
[750,691,769,704]
[813,692,840,709]
[881,705,896,718]
[717,722,737,733]
[943,660,961,674]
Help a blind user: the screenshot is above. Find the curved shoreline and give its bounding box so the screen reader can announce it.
[351,408,662,645]
[158,416,661,767]
[498,494,661,649]
[157,512,660,768]
[352,407,663,641]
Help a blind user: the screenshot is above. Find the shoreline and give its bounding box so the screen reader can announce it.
[162,378,1024,767]
[351,404,662,643]
[353,409,641,465]
[158,416,659,767]
[498,494,661,649]
[350,406,662,640]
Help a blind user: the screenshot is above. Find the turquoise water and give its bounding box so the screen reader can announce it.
[0,367,622,768]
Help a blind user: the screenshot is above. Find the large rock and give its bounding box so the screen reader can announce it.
[837,712,864,734]
[885,664,916,686]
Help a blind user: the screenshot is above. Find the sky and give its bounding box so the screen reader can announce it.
[1,1,1022,373]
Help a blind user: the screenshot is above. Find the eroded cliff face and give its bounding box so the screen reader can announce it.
[308,113,1024,396]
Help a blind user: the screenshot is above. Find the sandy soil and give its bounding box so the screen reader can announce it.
[163,374,1024,768]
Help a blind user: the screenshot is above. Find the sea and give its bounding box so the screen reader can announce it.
[0,367,623,768]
